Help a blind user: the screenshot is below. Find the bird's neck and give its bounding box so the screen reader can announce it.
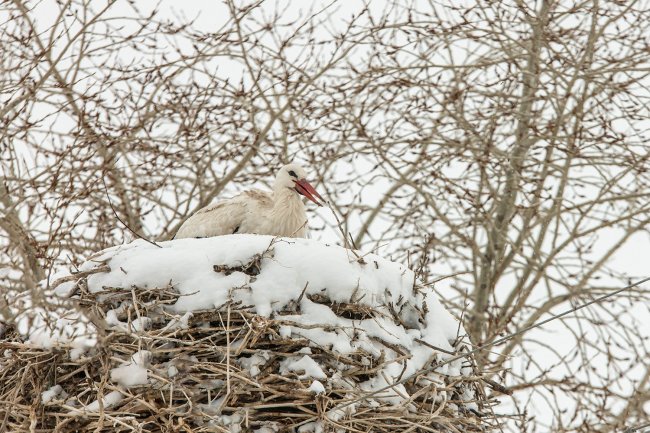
[270,187,308,235]
[272,187,306,213]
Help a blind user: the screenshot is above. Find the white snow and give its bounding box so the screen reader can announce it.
[162,312,193,331]
[278,325,292,338]
[199,395,226,415]
[280,355,327,380]
[82,236,418,318]
[239,351,271,377]
[129,317,152,332]
[83,390,124,412]
[105,309,152,332]
[211,412,243,432]
[26,234,470,411]
[326,399,359,422]
[42,385,66,403]
[309,380,325,394]
[110,350,150,387]
[69,347,87,361]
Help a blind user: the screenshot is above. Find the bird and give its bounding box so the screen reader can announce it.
[175,164,324,239]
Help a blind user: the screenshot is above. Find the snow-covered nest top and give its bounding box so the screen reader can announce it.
[0,235,499,432]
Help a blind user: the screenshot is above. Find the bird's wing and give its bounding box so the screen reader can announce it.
[175,196,248,239]
[240,189,273,209]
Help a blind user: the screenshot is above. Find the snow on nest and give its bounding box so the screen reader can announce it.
[110,350,151,387]
[78,235,419,317]
[12,234,471,406]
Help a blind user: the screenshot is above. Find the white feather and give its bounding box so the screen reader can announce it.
[175,164,319,239]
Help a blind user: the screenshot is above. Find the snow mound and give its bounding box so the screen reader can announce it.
[81,235,467,391]
[81,235,424,317]
[110,350,150,387]
[1,235,495,432]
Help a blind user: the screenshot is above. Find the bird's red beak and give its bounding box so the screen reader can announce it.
[294,179,324,206]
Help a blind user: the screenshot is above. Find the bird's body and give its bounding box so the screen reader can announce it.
[175,164,323,239]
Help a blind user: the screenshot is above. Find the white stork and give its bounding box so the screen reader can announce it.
[175,164,324,239]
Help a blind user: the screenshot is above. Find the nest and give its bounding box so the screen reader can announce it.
[0,239,502,432]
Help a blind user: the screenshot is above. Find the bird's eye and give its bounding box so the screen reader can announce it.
[288,170,297,178]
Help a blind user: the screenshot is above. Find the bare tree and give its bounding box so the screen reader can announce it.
[2,0,650,431]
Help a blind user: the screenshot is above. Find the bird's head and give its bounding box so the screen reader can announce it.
[275,163,324,206]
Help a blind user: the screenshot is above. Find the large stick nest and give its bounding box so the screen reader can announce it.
[1,260,502,432]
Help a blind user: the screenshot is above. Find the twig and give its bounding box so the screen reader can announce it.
[101,177,162,249]
[49,265,111,292]
[421,271,472,287]
[295,282,309,305]
[625,421,650,433]
[326,201,361,260]
[414,338,456,356]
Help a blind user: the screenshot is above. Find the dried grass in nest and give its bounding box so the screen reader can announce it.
[0,277,502,432]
